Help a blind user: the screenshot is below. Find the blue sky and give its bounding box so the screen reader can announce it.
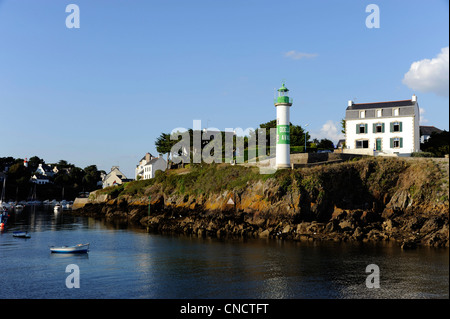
[0,0,448,178]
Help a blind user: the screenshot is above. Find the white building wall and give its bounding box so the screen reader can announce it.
[143,158,167,180]
[103,173,121,188]
[413,103,420,152]
[346,115,418,155]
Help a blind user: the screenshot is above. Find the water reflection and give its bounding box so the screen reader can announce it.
[0,207,448,299]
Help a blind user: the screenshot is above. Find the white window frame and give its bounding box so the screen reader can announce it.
[393,108,399,116]
[359,110,366,118]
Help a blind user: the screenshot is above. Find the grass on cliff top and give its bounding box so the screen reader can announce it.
[96,157,448,205]
[99,163,267,199]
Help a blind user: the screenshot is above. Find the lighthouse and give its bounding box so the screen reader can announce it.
[274,82,293,169]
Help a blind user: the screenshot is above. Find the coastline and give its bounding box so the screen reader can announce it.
[72,157,449,248]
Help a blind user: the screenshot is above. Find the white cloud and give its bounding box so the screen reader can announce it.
[310,120,344,145]
[402,47,449,97]
[284,50,318,60]
[419,107,429,124]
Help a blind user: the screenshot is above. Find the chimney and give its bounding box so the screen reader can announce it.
[145,152,151,162]
[348,100,353,107]
[412,94,417,103]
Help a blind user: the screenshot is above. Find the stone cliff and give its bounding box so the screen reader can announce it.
[76,157,449,248]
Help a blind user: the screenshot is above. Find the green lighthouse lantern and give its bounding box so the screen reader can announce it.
[275,83,293,105]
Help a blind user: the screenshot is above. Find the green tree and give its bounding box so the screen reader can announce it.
[317,138,334,149]
[83,165,101,191]
[155,132,178,168]
[421,130,449,157]
[340,118,346,135]
[28,156,44,172]
[0,157,16,172]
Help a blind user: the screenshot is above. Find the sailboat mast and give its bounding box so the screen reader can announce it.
[1,176,6,203]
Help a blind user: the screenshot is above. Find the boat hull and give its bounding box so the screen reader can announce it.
[50,244,89,253]
[13,231,31,238]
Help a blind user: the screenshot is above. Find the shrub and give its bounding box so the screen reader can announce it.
[411,152,434,157]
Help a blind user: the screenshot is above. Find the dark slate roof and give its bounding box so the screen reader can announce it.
[140,153,154,161]
[347,99,414,110]
[420,126,443,136]
[145,157,165,166]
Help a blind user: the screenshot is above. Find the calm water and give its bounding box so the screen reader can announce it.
[0,207,448,299]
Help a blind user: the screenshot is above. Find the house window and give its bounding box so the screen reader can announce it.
[359,111,366,118]
[356,140,369,149]
[390,137,403,148]
[356,123,368,134]
[373,123,385,133]
[393,108,399,116]
[390,121,402,132]
[376,109,382,117]
[393,139,400,148]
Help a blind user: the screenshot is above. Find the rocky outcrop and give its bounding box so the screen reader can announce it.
[74,158,449,248]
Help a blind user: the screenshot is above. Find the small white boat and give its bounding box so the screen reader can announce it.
[13,231,31,238]
[54,204,62,212]
[50,243,89,253]
[14,204,24,212]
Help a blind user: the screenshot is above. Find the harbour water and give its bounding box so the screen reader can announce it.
[0,207,448,299]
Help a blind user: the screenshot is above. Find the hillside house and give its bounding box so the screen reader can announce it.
[344,95,420,156]
[31,174,51,185]
[102,166,132,188]
[135,153,166,180]
[36,163,55,177]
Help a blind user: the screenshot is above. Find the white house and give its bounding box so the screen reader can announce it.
[102,166,131,188]
[31,174,51,185]
[143,157,166,179]
[420,126,443,144]
[344,95,420,156]
[135,153,166,180]
[36,163,55,177]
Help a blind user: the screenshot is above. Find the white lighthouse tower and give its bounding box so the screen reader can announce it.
[274,82,293,169]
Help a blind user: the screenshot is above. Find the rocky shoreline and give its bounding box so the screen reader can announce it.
[74,158,449,248]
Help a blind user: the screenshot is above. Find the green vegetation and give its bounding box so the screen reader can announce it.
[411,152,434,157]
[0,156,103,201]
[420,130,449,157]
[100,164,265,199]
[155,119,315,167]
[95,157,448,218]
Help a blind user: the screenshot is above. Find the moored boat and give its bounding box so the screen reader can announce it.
[13,231,31,238]
[50,243,89,253]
